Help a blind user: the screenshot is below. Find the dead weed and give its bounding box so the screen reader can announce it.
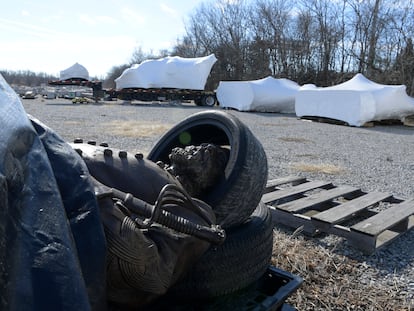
[103,120,172,137]
[291,162,345,175]
[271,229,410,310]
[279,137,312,143]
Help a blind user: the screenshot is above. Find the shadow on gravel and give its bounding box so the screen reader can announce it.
[365,125,414,136]
[124,101,213,109]
[251,112,298,119]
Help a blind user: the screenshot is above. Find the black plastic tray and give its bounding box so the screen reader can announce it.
[148,265,303,310]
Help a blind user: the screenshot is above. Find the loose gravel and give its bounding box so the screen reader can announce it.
[22,98,414,309]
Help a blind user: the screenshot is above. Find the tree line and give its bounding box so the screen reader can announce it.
[171,0,414,95]
[0,70,57,87]
[5,0,414,96]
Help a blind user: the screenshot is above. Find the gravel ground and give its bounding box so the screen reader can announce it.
[22,97,414,309]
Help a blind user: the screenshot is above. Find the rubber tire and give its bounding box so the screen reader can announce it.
[201,94,216,106]
[147,110,268,228]
[166,201,273,299]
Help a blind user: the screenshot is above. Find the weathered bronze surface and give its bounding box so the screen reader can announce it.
[165,143,229,197]
[71,142,223,308]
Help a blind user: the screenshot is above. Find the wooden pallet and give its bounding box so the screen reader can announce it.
[264,176,414,254]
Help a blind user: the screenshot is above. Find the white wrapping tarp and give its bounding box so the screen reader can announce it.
[216,76,299,112]
[295,73,414,126]
[115,54,217,90]
[59,63,89,81]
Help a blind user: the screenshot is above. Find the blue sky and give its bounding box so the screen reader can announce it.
[0,0,204,78]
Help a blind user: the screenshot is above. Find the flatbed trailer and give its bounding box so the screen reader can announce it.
[48,78,104,101]
[106,87,217,106]
[48,78,217,106]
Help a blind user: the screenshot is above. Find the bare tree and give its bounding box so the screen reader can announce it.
[298,0,343,85]
[7,0,414,92]
[249,0,294,77]
[1,70,57,87]
[345,0,390,76]
[181,0,253,86]
[103,65,130,89]
[366,0,382,75]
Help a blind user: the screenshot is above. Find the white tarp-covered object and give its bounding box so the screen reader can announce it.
[216,77,300,113]
[115,54,217,90]
[295,73,414,126]
[59,63,89,81]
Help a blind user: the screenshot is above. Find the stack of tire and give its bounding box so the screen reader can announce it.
[147,110,273,301]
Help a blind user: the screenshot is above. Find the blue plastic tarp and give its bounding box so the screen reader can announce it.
[0,75,107,311]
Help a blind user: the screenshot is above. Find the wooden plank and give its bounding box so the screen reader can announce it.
[351,198,414,236]
[265,176,307,190]
[277,185,359,213]
[347,216,414,254]
[269,206,318,235]
[311,191,392,225]
[262,180,333,204]
[264,177,414,254]
[403,115,414,126]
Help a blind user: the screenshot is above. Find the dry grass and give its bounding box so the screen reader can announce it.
[271,228,411,310]
[279,137,313,143]
[291,162,345,175]
[63,120,83,126]
[103,120,172,137]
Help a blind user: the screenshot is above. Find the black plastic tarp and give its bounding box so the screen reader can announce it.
[0,75,107,310]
